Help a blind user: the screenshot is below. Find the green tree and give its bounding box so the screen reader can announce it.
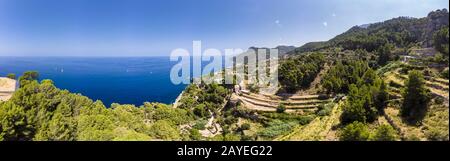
[148,120,181,140]
[371,125,398,141]
[279,53,325,92]
[6,73,16,80]
[338,121,370,141]
[19,71,39,86]
[377,43,394,66]
[34,111,76,141]
[240,123,251,131]
[0,102,34,141]
[193,104,209,118]
[189,129,202,140]
[374,81,389,113]
[401,70,430,123]
[441,68,449,79]
[340,85,377,124]
[148,103,193,125]
[112,127,151,141]
[223,133,241,141]
[322,61,370,93]
[77,115,115,141]
[433,26,449,56]
[276,104,286,113]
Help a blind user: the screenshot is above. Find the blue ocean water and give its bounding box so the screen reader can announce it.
[0,57,188,106]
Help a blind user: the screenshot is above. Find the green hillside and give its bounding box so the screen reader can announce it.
[1,9,448,141]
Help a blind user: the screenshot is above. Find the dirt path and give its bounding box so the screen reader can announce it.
[199,110,218,137]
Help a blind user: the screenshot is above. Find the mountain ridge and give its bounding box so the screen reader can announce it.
[286,9,449,55]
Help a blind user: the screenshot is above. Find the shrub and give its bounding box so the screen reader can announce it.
[262,113,314,124]
[240,123,251,131]
[316,103,333,116]
[223,134,241,141]
[371,125,398,141]
[434,97,445,105]
[189,129,202,141]
[297,115,314,125]
[276,104,286,113]
[240,135,254,141]
[425,128,448,141]
[258,120,296,138]
[338,121,370,141]
[192,120,207,130]
[224,116,238,125]
[441,68,449,79]
[6,73,16,80]
[318,94,329,100]
[423,109,449,141]
[193,104,209,118]
[148,120,181,141]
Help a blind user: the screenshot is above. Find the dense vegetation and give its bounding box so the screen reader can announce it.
[6,73,16,80]
[291,9,449,55]
[433,26,449,56]
[322,60,371,94]
[321,59,405,141]
[177,83,230,117]
[0,73,196,141]
[279,53,325,92]
[338,122,398,141]
[323,60,389,124]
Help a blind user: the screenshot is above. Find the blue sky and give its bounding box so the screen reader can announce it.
[0,0,448,56]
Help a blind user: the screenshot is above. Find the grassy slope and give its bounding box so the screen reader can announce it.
[277,101,343,141]
[382,62,449,141]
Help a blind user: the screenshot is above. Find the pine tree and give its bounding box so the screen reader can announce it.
[374,81,389,113]
[0,102,34,141]
[401,70,430,123]
[377,43,393,66]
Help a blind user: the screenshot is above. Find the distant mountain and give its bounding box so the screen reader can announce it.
[236,45,296,61]
[247,45,296,56]
[286,41,327,55]
[358,23,371,29]
[275,45,297,55]
[287,9,449,55]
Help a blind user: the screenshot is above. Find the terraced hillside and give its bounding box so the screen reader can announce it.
[381,63,449,140]
[384,66,449,101]
[237,90,332,113]
[275,100,344,141]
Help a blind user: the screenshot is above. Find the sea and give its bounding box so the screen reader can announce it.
[0,57,192,106]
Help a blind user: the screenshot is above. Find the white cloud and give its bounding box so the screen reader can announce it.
[332,13,336,17]
[323,22,328,27]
